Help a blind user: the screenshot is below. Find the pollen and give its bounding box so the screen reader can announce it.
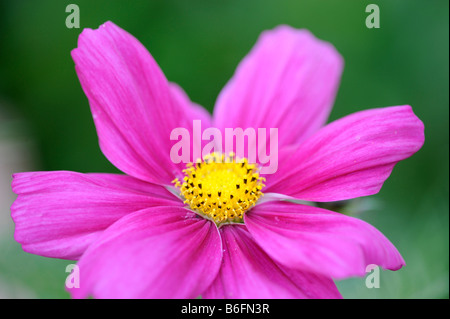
[172,152,265,226]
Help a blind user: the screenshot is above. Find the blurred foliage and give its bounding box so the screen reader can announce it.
[0,0,448,298]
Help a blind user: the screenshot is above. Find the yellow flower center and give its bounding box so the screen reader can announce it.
[173,152,265,226]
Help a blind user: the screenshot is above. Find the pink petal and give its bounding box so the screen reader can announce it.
[203,225,342,299]
[170,82,212,128]
[169,82,213,161]
[69,207,222,299]
[11,171,181,260]
[265,105,425,201]
[245,202,405,279]
[72,21,208,184]
[213,25,343,148]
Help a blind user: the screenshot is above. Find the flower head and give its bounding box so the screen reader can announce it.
[173,152,265,225]
[11,22,424,299]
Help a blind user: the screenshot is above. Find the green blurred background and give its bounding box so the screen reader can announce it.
[0,0,448,298]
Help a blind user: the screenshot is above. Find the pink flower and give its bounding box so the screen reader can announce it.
[11,22,424,299]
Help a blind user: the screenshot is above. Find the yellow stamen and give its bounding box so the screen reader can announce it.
[173,152,265,226]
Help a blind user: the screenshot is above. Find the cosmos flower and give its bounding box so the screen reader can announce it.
[11,22,424,299]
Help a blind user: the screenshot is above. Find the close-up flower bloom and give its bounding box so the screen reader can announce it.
[11,21,424,299]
